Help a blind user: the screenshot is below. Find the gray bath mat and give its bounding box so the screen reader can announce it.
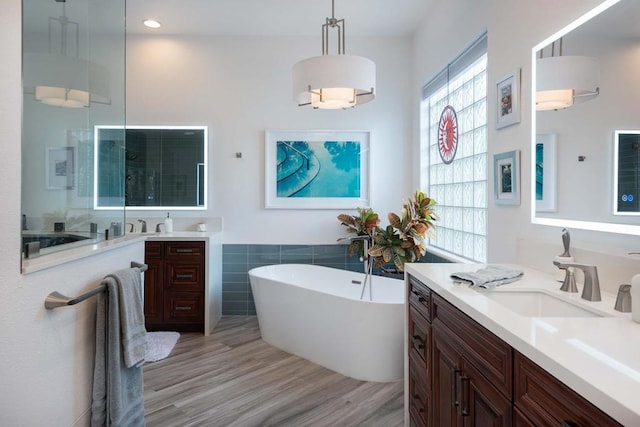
[145,331,180,363]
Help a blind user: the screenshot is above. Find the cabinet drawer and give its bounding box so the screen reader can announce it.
[409,356,431,427]
[145,241,163,260]
[164,292,204,323]
[432,292,512,399]
[409,306,430,369]
[166,263,204,291]
[409,275,431,321]
[514,352,622,427]
[165,241,205,260]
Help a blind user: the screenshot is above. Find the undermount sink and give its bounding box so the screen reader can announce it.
[482,290,610,318]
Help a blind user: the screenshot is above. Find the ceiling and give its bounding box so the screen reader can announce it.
[18,0,414,38]
[125,0,432,37]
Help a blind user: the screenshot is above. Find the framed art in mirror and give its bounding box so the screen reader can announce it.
[265,130,370,209]
[535,133,557,212]
[494,150,520,205]
[46,147,75,190]
[496,68,521,129]
[613,130,640,216]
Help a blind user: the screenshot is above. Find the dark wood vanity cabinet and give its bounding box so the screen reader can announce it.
[407,274,622,427]
[408,276,432,426]
[144,241,205,332]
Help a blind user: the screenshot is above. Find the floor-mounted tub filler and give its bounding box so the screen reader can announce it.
[249,264,404,382]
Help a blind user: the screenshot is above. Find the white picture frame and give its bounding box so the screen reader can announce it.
[496,68,521,129]
[265,130,370,209]
[494,149,521,205]
[46,146,75,190]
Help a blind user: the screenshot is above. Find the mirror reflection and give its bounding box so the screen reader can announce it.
[614,130,640,215]
[21,0,126,257]
[533,0,640,233]
[95,126,207,209]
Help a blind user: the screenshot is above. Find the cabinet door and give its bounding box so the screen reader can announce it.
[144,241,164,326]
[165,262,204,292]
[432,323,463,427]
[409,356,431,427]
[461,359,512,427]
[164,291,204,323]
[513,352,622,427]
[143,260,163,324]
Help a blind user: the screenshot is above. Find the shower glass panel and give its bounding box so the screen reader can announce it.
[21,0,126,261]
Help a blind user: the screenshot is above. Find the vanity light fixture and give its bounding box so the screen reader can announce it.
[536,38,599,111]
[292,0,376,109]
[23,0,110,108]
[143,19,161,29]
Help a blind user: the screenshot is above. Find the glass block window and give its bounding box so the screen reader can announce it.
[420,34,487,262]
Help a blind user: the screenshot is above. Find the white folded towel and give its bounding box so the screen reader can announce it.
[451,265,523,289]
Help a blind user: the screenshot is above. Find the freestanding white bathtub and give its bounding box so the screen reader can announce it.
[248,264,404,382]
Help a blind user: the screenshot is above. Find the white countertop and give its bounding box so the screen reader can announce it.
[22,231,221,274]
[404,262,640,426]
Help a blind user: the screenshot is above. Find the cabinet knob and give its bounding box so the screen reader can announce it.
[412,335,425,350]
[411,290,427,303]
[175,306,192,311]
[176,273,194,279]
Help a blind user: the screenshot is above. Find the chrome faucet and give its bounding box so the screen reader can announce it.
[553,261,601,301]
[137,219,147,233]
[155,223,164,233]
[338,235,371,274]
[339,234,374,300]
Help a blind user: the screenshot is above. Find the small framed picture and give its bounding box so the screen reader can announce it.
[494,150,520,205]
[46,146,75,190]
[496,68,521,129]
[535,133,557,212]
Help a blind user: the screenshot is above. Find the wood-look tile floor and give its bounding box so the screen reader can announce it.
[144,316,404,427]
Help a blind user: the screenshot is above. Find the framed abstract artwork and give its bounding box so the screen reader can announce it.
[496,68,521,129]
[535,133,557,212]
[265,130,370,209]
[494,150,520,205]
[46,146,75,190]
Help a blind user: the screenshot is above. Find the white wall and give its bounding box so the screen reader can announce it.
[125,35,414,243]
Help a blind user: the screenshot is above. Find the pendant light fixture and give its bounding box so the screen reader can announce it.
[536,38,599,111]
[23,0,110,108]
[292,0,376,110]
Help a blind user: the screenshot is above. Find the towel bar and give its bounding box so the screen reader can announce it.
[44,261,148,310]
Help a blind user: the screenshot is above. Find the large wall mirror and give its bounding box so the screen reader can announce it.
[21,0,126,259]
[531,0,640,235]
[95,126,208,210]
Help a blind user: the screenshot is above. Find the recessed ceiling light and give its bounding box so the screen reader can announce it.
[143,19,161,29]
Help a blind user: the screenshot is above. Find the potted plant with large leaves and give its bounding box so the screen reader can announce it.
[338,190,437,274]
[337,207,379,260]
[369,190,437,273]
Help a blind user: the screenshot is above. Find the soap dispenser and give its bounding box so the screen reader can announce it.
[164,212,173,233]
[631,274,640,323]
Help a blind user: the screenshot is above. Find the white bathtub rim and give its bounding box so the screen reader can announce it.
[248,263,405,305]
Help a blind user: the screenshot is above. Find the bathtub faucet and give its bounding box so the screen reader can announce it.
[338,235,372,274]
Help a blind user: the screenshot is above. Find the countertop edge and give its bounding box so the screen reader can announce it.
[22,231,221,275]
